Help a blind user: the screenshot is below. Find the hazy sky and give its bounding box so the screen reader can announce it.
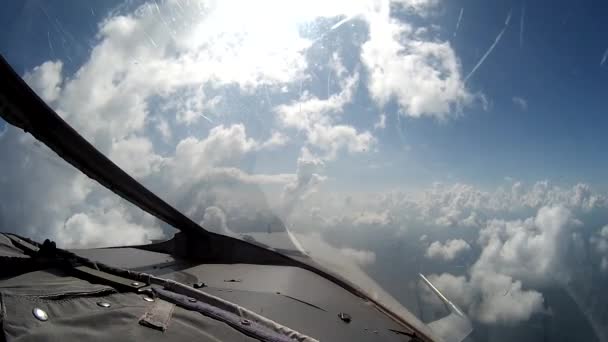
[1,0,608,341]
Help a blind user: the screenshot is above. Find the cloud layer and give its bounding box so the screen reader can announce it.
[283,180,608,327]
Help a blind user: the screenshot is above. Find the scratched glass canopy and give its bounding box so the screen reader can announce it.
[1,0,608,341]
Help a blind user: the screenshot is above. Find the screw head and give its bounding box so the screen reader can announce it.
[33,308,48,321]
[97,302,111,308]
[338,312,352,323]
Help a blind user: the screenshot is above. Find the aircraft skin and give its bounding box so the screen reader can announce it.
[0,54,470,342]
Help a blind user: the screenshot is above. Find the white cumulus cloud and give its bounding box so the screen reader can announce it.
[109,136,164,178]
[425,239,471,261]
[339,247,377,266]
[275,69,375,159]
[23,60,63,103]
[59,203,164,248]
[361,2,473,120]
[427,205,577,324]
[590,225,608,273]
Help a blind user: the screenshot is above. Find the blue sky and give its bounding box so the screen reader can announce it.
[2,0,608,339]
[449,0,608,186]
[390,0,608,188]
[3,0,608,190]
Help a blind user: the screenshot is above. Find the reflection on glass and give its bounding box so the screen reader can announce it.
[1,0,608,340]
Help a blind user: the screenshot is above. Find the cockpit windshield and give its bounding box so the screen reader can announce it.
[2,1,608,341]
